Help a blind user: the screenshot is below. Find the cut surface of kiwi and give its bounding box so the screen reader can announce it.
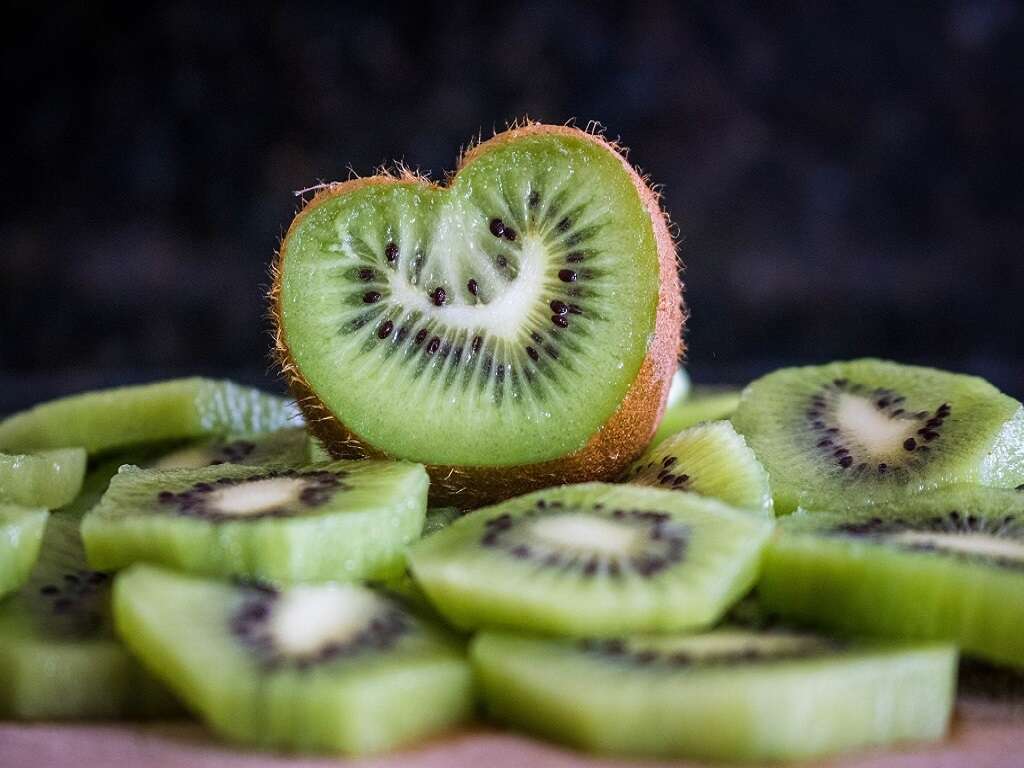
[273,123,682,504]
[624,420,773,516]
[651,387,741,446]
[0,505,48,599]
[0,378,298,455]
[423,506,464,536]
[146,427,310,471]
[407,483,773,636]
[732,359,1024,513]
[0,458,181,719]
[113,564,473,754]
[759,486,1024,668]
[472,629,955,762]
[0,448,87,508]
[82,459,428,582]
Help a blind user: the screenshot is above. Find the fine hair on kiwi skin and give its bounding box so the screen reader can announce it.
[270,120,685,507]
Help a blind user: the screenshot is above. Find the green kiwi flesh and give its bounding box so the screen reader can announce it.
[652,387,741,445]
[623,420,773,516]
[0,378,298,455]
[82,459,428,583]
[146,427,310,470]
[113,564,474,754]
[276,131,666,469]
[0,448,87,508]
[0,458,181,718]
[471,629,955,762]
[0,505,48,599]
[732,359,1024,513]
[407,483,773,636]
[759,485,1024,668]
[423,506,464,536]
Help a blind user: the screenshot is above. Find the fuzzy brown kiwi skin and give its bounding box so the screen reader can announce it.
[270,122,685,507]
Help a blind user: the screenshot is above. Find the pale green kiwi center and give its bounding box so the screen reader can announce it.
[835,394,917,456]
[280,134,661,466]
[530,513,638,555]
[890,530,1024,562]
[152,444,217,470]
[269,585,380,657]
[209,478,303,516]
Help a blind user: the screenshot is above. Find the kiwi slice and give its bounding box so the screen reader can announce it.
[0,378,298,455]
[0,505,48,599]
[146,427,310,470]
[623,421,773,516]
[732,359,1024,513]
[471,629,956,761]
[82,459,428,582]
[759,486,1024,667]
[407,483,773,636]
[652,387,741,445]
[0,458,180,718]
[0,448,87,508]
[423,506,464,536]
[272,123,683,506]
[113,564,473,754]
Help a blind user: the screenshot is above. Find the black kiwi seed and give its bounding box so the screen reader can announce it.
[384,242,398,263]
[903,438,917,451]
[431,287,447,306]
[377,320,393,339]
[502,227,517,242]
[414,329,428,345]
[495,255,508,268]
[550,300,568,315]
[357,267,375,281]
[528,191,541,208]
[552,315,569,328]
[566,252,585,263]
[467,279,479,296]
[558,269,577,283]
[362,291,382,304]
[472,335,483,353]
[427,337,441,355]
[557,217,572,233]
[526,346,539,362]
[489,218,505,237]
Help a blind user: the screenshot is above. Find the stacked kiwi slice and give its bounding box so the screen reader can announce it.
[3,122,1023,762]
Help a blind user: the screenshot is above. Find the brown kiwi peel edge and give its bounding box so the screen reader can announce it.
[270,121,685,506]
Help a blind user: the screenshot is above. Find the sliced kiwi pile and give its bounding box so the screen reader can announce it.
[4,122,1024,762]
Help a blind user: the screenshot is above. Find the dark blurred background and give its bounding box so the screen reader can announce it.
[3,1,1023,412]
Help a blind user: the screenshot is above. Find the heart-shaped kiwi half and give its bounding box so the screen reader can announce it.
[271,123,683,505]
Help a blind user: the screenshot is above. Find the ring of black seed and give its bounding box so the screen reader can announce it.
[156,469,349,522]
[230,588,411,670]
[578,635,840,667]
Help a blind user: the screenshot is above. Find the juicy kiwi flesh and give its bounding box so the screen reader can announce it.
[0,448,87,508]
[0,505,48,599]
[407,483,773,636]
[759,486,1024,668]
[81,459,428,583]
[0,457,180,718]
[0,378,298,455]
[624,420,773,516]
[113,564,473,754]
[146,427,310,470]
[731,359,1024,514]
[471,629,955,762]
[277,132,664,468]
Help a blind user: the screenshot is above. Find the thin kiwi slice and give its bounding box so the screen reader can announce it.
[732,359,1024,513]
[0,448,87,508]
[146,427,310,470]
[471,629,956,762]
[0,378,298,455]
[113,564,474,754]
[759,486,1024,668]
[423,506,464,536]
[407,483,773,636]
[272,123,683,506]
[0,505,48,599]
[623,421,773,516]
[0,458,180,718]
[82,459,428,582]
[652,387,741,445]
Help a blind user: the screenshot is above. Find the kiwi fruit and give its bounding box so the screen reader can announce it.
[0,505,48,599]
[0,457,181,718]
[423,506,464,536]
[146,427,310,470]
[759,485,1024,668]
[81,459,428,583]
[623,420,773,516]
[0,378,298,455]
[471,629,956,761]
[113,564,473,754]
[0,447,87,508]
[271,123,683,506]
[407,482,773,636]
[652,387,741,445]
[732,359,1024,513]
